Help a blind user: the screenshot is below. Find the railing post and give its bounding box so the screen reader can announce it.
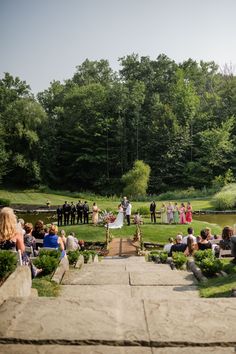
[105,224,110,249]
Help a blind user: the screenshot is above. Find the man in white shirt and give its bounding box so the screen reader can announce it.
[182,227,196,244]
[125,201,132,226]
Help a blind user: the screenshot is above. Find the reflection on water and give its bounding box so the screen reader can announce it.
[16,211,236,229]
[194,213,236,229]
[16,212,56,225]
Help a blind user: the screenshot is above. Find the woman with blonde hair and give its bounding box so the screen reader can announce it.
[0,207,42,277]
[0,207,25,253]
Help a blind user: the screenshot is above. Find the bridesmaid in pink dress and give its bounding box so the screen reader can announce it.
[179,202,186,224]
[186,201,193,223]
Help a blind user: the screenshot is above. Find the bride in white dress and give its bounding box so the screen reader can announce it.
[107,205,124,229]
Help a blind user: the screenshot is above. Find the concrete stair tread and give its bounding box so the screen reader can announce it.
[1,297,236,344]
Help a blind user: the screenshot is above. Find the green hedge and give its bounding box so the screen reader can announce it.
[0,198,10,206]
[172,252,187,269]
[213,183,236,210]
[67,250,80,265]
[33,250,61,275]
[0,251,17,280]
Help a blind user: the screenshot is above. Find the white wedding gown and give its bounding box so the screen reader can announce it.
[107,211,124,229]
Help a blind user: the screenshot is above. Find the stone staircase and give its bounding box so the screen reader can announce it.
[0,257,236,353]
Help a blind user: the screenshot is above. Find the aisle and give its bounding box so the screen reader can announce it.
[107,237,137,257]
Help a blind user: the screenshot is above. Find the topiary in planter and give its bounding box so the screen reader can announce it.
[33,250,61,275]
[172,252,187,269]
[159,251,168,263]
[194,249,213,264]
[67,250,80,265]
[199,257,223,277]
[0,251,17,281]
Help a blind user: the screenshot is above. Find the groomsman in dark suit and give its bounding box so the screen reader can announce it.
[83,201,89,224]
[76,200,83,224]
[57,205,63,226]
[63,201,71,225]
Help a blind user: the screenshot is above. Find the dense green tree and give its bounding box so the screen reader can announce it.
[1,55,236,193]
[2,98,47,186]
[122,160,151,197]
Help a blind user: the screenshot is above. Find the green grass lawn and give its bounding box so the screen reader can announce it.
[0,189,214,211]
[32,275,60,297]
[61,219,221,244]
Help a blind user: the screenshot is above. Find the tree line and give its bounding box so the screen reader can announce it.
[0,54,236,195]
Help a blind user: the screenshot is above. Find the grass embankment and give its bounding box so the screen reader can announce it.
[0,189,221,244]
[199,260,236,298]
[0,188,214,210]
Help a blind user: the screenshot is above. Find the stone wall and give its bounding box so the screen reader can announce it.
[0,266,32,305]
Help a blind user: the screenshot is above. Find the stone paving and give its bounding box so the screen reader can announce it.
[0,256,236,353]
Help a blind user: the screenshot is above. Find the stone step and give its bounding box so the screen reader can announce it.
[60,285,132,299]
[62,269,130,285]
[0,345,235,354]
[1,297,236,346]
[102,256,146,263]
[62,268,196,286]
[129,270,196,286]
[60,284,198,300]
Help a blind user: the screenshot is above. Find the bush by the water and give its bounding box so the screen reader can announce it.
[136,206,150,215]
[157,187,213,201]
[213,183,236,210]
[33,250,61,275]
[0,251,17,280]
[0,198,10,207]
[172,252,187,269]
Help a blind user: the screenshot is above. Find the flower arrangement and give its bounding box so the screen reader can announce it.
[99,210,116,225]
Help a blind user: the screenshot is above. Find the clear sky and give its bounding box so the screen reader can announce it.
[1,0,236,94]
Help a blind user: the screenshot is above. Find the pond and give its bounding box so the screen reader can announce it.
[16,211,236,229]
[16,212,57,225]
[193,213,236,229]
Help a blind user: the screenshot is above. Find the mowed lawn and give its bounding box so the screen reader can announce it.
[0,189,220,244]
[0,189,214,211]
[60,219,221,244]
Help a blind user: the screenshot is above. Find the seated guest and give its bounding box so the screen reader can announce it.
[0,207,42,277]
[32,220,45,239]
[182,227,196,244]
[32,220,46,249]
[205,227,214,241]
[169,234,187,256]
[24,222,37,254]
[163,237,174,253]
[43,224,64,250]
[0,207,25,253]
[66,232,80,251]
[184,235,198,256]
[197,230,212,251]
[219,226,233,250]
[17,218,26,236]
[59,229,67,248]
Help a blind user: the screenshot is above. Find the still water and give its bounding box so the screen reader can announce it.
[16,211,236,229]
[193,213,236,228]
[16,212,56,225]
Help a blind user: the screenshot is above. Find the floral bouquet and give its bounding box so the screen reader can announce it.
[99,210,116,225]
